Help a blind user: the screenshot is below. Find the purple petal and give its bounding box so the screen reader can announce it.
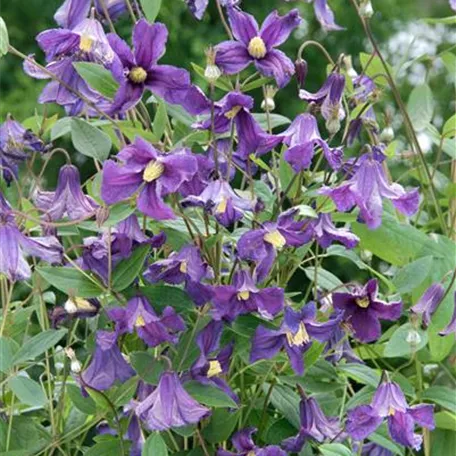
[314,0,344,31]
[388,412,422,450]
[346,405,382,441]
[133,20,168,69]
[215,41,252,75]
[137,183,176,220]
[349,309,382,343]
[260,9,301,48]
[54,0,91,29]
[101,159,142,205]
[250,326,284,363]
[254,48,295,88]
[227,7,259,45]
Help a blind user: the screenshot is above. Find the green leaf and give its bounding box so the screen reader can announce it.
[0,416,50,453]
[8,376,47,407]
[112,244,150,291]
[67,384,97,415]
[265,384,300,429]
[0,336,18,373]
[320,443,353,456]
[37,266,104,298]
[84,439,124,456]
[0,17,9,57]
[184,381,238,408]
[130,352,166,384]
[252,113,290,130]
[370,428,405,455]
[339,363,380,388]
[137,285,194,313]
[143,433,168,456]
[304,267,346,292]
[86,388,112,412]
[359,52,394,87]
[383,323,428,358]
[423,16,456,25]
[202,409,240,444]
[191,63,233,92]
[428,323,454,362]
[12,329,67,365]
[73,62,119,99]
[443,114,456,138]
[153,99,168,139]
[71,118,112,161]
[422,386,456,411]
[264,418,297,445]
[435,411,456,430]
[140,0,162,22]
[393,256,433,294]
[407,83,434,132]
[242,76,272,92]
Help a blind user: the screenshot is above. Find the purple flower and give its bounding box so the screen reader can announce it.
[451,0,456,11]
[283,113,343,171]
[312,0,344,31]
[136,371,210,430]
[308,213,359,249]
[237,209,311,281]
[320,152,420,229]
[281,394,341,452]
[94,0,127,22]
[358,442,393,456]
[218,427,286,456]
[186,0,209,20]
[33,164,98,221]
[410,283,445,328]
[440,292,456,336]
[81,330,135,391]
[215,8,301,88]
[54,0,90,29]
[101,137,197,220]
[250,303,340,375]
[346,379,435,450]
[0,193,63,281]
[182,179,253,227]
[333,279,402,343]
[108,296,185,347]
[211,270,284,321]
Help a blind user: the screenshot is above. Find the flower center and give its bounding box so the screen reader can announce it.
[143,160,164,182]
[129,66,148,84]
[215,197,228,214]
[388,406,396,416]
[247,452,256,456]
[286,322,310,347]
[264,230,286,250]
[179,260,188,274]
[135,315,146,327]
[79,35,93,53]
[355,297,370,308]
[237,290,250,301]
[225,105,242,119]
[248,36,267,59]
[207,360,222,378]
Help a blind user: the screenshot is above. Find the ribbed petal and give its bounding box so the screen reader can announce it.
[133,20,168,68]
[254,48,295,88]
[227,7,259,45]
[259,9,301,48]
[101,159,142,204]
[215,41,252,74]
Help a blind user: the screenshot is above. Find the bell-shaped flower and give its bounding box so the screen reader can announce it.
[346,378,434,450]
[211,269,284,321]
[81,330,135,391]
[108,296,185,347]
[308,212,359,249]
[440,292,456,336]
[214,8,301,87]
[136,371,210,431]
[101,137,197,220]
[333,279,402,343]
[320,152,420,229]
[310,0,344,31]
[283,114,343,172]
[410,283,445,328]
[250,303,340,375]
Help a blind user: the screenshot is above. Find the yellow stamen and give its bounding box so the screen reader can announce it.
[388,406,396,416]
[215,198,228,214]
[143,160,164,182]
[237,290,250,301]
[179,261,188,274]
[264,230,286,250]
[355,297,370,308]
[286,322,310,347]
[247,451,256,456]
[224,105,242,119]
[129,66,148,84]
[248,36,267,59]
[135,315,146,327]
[207,360,222,378]
[79,35,93,53]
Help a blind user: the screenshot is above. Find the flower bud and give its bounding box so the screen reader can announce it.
[380,126,394,143]
[343,55,358,79]
[326,116,341,135]
[360,0,374,18]
[96,205,110,227]
[65,348,82,373]
[261,85,277,112]
[204,47,222,83]
[295,58,308,89]
[64,298,78,314]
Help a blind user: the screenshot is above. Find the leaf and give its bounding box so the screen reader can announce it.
[184,381,238,408]
[143,433,168,456]
[383,323,428,358]
[443,114,456,138]
[191,63,233,92]
[0,17,9,57]
[112,244,150,291]
[435,411,456,431]
[0,336,18,373]
[153,99,167,139]
[67,384,97,415]
[265,384,300,429]
[304,267,346,292]
[264,418,297,444]
[423,16,456,25]
[422,386,456,411]
[12,329,67,364]
[140,0,162,22]
[370,428,404,455]
[137,285,194,313]
[84,439,124,456]
[359,52,394,87]
[339,364,380,388]
[37,266,104,298]
[407,84,434,132]
[130,352,166,384]
[51,117,72,140]
[73,62,118,99]
[71,118,112,161]
[242,76,272,92]
[393,256,433,294]
[202,409,240,444]
[428,323,454,362]
[440,51,456,87]
[8,376,47,407]
[320,443,353,456]
[252,113,291,130]
[0,416,50,453]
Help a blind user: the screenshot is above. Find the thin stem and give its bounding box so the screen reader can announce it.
[215,0,233,39]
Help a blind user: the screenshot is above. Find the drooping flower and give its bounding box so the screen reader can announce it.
[136,371,210,430]
[410,283,445,328]
[346,378,435,450]
[440,292,456,336]
[311,0,344,31]
[101,137,197,220]
[108,296,185,347]
[211,269,284,321]
[281,393,342,452]
[215,7,301,88]
[81,330,135,391]
[283,113,343,172]
[51,296,100,327]
[250,303,340,375]
[320,152,420,229]
[218,427,287,456]
[333,279,402,343]
[33,164,98,221]
[181,179,253,227]
[0,193,63,281]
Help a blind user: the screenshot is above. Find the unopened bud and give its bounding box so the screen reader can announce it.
[261,85,277,112]
[360,250,372,263]
[204,47,221,83]
[360,0,374,18]
[380,126,394,143]
[343,55,358,79]
[64,298,78,314]
[96,206,110,227]
[295,58,308,89]
[406,329,422,346]
[326,116,341,135]
[65,348,82,373]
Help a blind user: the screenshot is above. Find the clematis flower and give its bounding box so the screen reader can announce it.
[218,427,286,456]
[410,283,445,328]
[281,392,342,452]
[81,330,135,391]
[215,7,301,88]
[346,378,435,450]
[211,269,284,321]
[101,137,197,220]
[144,244,213,306]
[33,164,98,221]
[311,0,344,31]
[440,292,456,336]
[108,296,185,347]
[0,192,63,281]
[308,213,359,249]
[136,371,210,430]
[181,179,253,227]
[320,152,420,229]
[283,113,343,171]
[237,208,311,281]
[332,279,402,343]
[250,303,340,375]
